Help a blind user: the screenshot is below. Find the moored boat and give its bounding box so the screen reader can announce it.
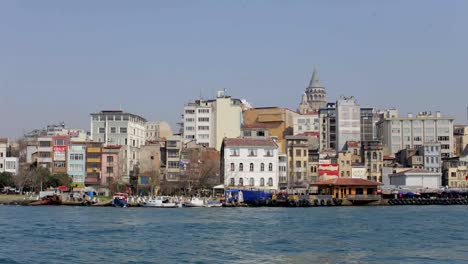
[141,196,179,208]
[112,193,128,207]
[183,197,206,207]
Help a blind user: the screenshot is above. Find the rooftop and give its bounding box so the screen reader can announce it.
[223,138,277,148]
[390,168,441,176]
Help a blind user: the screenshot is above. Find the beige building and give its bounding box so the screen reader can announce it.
[443,156,468,188]
[243,107,299,153]
[182,91,242,151]
[145,121,173,141]
[454,125,468,156]
[286,135,309,188]
[362,141,384,182]
[338,151,352,178]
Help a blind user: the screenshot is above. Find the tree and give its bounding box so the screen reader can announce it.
[0,172,14,188]
[45,173,72,188]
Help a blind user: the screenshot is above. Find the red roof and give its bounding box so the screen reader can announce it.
[223,138,277,148]
[312,178,381,186]
[0,138,8,143]
[346,141,360,148]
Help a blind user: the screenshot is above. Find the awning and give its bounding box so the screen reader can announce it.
[213,184,225,189]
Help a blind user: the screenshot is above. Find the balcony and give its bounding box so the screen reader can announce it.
[87,168,101,173]
[87,158,101,163]
[87,147,101,153]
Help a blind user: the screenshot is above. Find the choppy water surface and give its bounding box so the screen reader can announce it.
[0,206,467,264]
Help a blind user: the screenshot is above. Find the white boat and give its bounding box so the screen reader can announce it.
[183,197,206,207]
[141,196,179,208]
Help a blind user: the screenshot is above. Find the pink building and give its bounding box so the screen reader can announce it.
[101,146,121,185]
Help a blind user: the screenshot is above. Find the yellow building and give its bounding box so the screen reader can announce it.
[444,157,468,188]
[286,135,309,188]
[243,107,299,153]
[313,178,381,201]
[338,151,352,178]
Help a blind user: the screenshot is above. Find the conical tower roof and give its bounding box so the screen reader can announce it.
[308,67,323,88]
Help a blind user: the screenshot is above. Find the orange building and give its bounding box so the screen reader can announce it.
[242,107,299,153]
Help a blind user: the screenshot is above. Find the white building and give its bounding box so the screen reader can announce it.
[182,91,242,150]
[389,168,441,189]
[0,139,8,173]
[90,110,147,182]
[145,121,173,141]
[293,112,320,136]
[0,139,19,175]
[221,138,279,190]
[418,142,442,173]
[377,111,454,157]
[336,96,361,151]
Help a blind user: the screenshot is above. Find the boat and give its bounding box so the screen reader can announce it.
[112,193,128,207]
[141,196,179,208]
[206,200,223,208]
[183,197,206,207]
[30,194,62,206]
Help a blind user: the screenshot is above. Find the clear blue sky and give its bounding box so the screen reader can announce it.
[1,1,467,138]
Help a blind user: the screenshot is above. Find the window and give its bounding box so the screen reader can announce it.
[168,161,179,168]
[106,167,113,173]
[257,131,265,137]
[296,149,301,156]
[230,163,235,171]
[260,178,265,186]
[70,154,84,160]
[107,156,114,163]
[243,131,252,137]
[249,178,254,186]
[303,150,307,156]
[69,164,83,172]
[99,127,105,134]
[39,141,51,147]
[372,152,377,160]
[265,149,273,157]
[353,149,357,155]
[296,161,301,167]
[110,127,116,133]
[185,126,194,131]
[249,163,254,172]
[239,163,243,171]
[239,178,244,186]
[39,152,51,158]
[198,126,209,131]
[267,178,273,186]
[185,109,195,114]
[54,162,65,168]
[55,139,65,146]
[230,149,239,156]
[248,149,257,156]
[198,109,210,114]
[120,127,127,134]
[198,117,209,122]
[230,178,235,186]
[261,163,265,172]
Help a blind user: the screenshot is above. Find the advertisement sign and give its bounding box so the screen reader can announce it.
[53,146,66,161]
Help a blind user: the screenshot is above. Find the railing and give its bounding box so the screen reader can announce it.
[346,195,381,201]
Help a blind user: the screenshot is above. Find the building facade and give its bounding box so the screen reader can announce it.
[286,136,309,188]
[319,103,337,150]
[336,96,361,151]
[360,108,379,142]
[221,138,279,191]
[101,146,122,186]
[90,110,147,182]
[293,112,320,136]
[37,137,53,169]
[376,111,454,157]
[145,121,173,141]
[67,143,86,186]
[362,141,383,182]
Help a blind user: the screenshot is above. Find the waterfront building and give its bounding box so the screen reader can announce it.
[138,143,161,193]
[243,107,298,154]
[101,145,122,186]
[298,67,327,113]
[67,143,86,186]
[376,111,454,157]
[313,178,380,201]
[362,141,384,182]
[37,137,53,169]
[418,142,442,173]
[0,139,19,176]
[454,125,468,156]
[278,154,288,189]
[85,142,103,187]
[443,155,468,188]
[336,96,361,151]
[285,135,309,188]
[221,138,279,191]
[344,141,362,164]
[389,168,441,189]
[90,110,147,182]
[165,135,182,182]
[181,90,242,150]
[0,138,7,172]
[145,121,173,141]
[293,112,320,136]
[51,135,69,174]
[319,103,336,150]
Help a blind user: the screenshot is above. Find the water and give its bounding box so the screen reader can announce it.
[0,206,467,264]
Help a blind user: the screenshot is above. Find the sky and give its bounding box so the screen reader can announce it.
[1,0,467,138]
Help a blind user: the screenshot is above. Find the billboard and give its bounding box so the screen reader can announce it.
[53,146,66,161]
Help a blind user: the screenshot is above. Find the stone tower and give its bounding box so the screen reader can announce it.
[298,67,327,114]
